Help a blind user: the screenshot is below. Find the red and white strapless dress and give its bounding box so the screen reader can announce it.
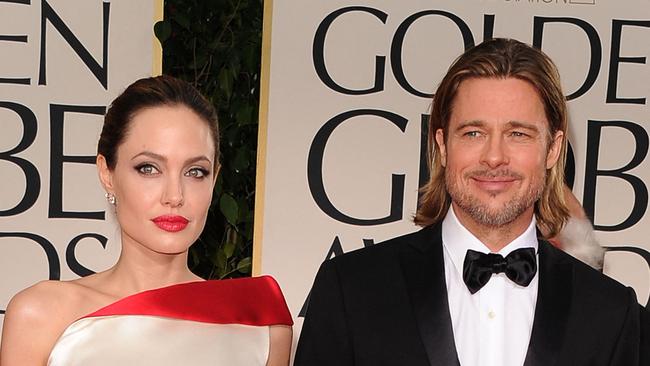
[47,276,293,365]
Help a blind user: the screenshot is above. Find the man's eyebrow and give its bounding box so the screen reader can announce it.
[506,121,541,133]
[455,120,485,130]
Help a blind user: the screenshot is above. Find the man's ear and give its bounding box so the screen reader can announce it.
[97,154,114,192]
[435,129,447,167]
[546,130,564,169]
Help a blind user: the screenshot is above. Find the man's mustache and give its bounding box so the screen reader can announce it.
[464,169,524,180]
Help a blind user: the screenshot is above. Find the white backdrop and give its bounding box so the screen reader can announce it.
[0,0,161,338]
[255,0,650,347]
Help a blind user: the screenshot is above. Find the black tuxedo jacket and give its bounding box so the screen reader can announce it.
[295,224,649,366]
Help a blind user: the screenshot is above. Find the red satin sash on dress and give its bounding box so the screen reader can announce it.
[84,275,293,326]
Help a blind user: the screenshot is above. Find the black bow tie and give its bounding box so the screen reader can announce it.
[462,247,537,294]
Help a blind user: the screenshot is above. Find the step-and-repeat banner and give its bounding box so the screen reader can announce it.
[0,0,161,337]
[256,0,650,346]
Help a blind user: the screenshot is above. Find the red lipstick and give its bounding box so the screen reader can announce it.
[152,215,189,232]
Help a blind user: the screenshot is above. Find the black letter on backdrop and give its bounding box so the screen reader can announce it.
[565,141,576,189]
[604,246,650,307]
[49,104,106,219]
[313,6,387,95]
[607,20,650,104]
[419,114,430,201]
[0,0,30,84]
[0,232,60,280]
[483,14,495,41]
[532,17,601,101]
[391,10,474,98]
[39,1,110,88]
[298,236,345,317]
[66,233,108,277]
[583,120,648,231]
[0,102,40,216]
[308,109,407,225]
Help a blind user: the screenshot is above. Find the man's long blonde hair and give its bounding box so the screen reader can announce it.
[414,38,569,238]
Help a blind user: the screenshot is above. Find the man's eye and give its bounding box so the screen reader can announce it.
[511,131,528,138]
[185,167,209,179]
[136,164,159,175]
[464,131,481,137]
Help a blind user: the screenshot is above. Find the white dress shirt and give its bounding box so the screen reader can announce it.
[442,206,539,366]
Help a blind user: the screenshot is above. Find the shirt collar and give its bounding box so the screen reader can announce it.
[441,205,539,278]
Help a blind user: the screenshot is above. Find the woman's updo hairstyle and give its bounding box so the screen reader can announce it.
[98,75,219,169]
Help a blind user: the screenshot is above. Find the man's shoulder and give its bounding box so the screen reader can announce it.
[329,225,438,267]
[312,225,441,300]
[542,241,637,306]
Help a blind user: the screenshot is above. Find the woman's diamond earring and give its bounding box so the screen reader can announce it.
[105,192,116,205]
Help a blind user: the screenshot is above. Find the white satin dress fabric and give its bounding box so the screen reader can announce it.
[47,315,270,365]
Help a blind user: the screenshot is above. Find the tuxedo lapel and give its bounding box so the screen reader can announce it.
[523,240,573,366]
[400,225,460,366]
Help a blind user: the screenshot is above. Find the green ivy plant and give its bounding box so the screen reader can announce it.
[154,0,262,279]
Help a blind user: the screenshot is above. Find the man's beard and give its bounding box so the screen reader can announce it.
[445,168,545,227]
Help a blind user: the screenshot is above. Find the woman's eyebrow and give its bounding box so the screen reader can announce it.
[131,151,212,165]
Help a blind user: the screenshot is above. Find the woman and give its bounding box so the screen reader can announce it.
[0,76,293,365]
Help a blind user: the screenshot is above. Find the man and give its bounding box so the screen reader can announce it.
[295,38,648,366]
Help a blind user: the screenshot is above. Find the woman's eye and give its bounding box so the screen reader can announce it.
[136,164,159,175]
[186,167,209,179]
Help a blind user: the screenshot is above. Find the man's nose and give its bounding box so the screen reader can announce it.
[480,135,509,168]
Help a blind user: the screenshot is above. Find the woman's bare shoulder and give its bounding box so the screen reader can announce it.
[7,280,77,320]
[1,280,91,365]
[1,279,115,365]
[3,280,103,336]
